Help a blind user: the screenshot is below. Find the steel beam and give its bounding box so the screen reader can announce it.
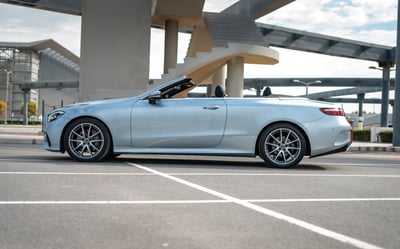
[306,87,390,99]
[319,98,394,105]
[222,0,295,19]
[258,23,395,63]
[244,78,395,88]
[14,80,79,91]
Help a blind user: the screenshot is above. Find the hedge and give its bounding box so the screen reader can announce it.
[352,130,370,141]
[379,130,393,143]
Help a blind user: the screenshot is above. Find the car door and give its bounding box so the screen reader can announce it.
[131,98,227,148]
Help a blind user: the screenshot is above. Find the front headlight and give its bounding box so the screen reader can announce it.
[47,111,65,123]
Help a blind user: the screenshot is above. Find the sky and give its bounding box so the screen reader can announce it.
[0,0,398,113]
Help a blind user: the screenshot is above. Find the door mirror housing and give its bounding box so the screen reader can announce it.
[148,91,162,105]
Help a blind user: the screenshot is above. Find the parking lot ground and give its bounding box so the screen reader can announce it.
[0,144,399,249]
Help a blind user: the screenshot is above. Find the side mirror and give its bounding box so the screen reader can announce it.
[148,91,161,105]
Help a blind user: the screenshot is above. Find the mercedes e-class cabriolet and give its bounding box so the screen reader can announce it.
[44,76,352,168]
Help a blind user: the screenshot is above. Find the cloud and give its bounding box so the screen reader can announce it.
[203,0,239,12]
[260,0,397,45]
[0,3,81,55]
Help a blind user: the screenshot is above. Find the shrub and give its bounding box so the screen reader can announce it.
[0,100,6,115]
[353,130,370,141]
[379,130,393,143]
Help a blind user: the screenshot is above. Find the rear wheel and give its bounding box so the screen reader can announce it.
[64,118,111,162]
[259,123,306,168]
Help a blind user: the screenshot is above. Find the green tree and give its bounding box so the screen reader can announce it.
[21,102,38,117]
[28,101,38,117]
[0,101,6,116]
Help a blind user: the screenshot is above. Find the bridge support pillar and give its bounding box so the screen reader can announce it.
[226,57,244,97]
[79,0,152,101]
[357,93,365,130]
[164,19,179,73]
[394,0,400,147]
[380,62,392,127]
[211,66,226,96]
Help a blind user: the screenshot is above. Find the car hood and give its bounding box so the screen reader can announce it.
[61,96,139,110]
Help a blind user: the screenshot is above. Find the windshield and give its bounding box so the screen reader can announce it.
[159,78,196,99]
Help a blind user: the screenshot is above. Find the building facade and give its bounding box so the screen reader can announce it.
[0,40,79,123]
[0,46,39,122]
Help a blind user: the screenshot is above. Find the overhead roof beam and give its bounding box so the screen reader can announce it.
[305,87,395,99]
[14,80,79,91]
[0,0,81,15]
[281,33,304,47]
[244,78,396,88]
[258,23,395,63]
[319,98,395,104]
[222,0,295,19]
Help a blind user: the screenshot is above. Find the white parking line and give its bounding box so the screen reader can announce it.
[129,162,384,249]
[0,172,152,175]
[248,198,400,203]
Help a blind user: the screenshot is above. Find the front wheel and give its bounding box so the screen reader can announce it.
[64,118,111,162]
[258,123,306,168]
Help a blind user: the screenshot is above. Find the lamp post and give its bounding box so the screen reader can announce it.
[4,70,12,124]
[293,79,322,96]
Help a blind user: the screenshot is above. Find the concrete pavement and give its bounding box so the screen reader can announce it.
[1,125,400,152]
[0,125,43,145]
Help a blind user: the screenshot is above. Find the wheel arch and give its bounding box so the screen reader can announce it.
[60,116,114,154]
[255,121,311,157]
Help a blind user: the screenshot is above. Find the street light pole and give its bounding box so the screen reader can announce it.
[293,79,322,96]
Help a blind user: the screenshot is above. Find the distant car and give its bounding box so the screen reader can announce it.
[43,76,352,168]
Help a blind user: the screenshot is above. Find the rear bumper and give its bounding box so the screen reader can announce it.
[310,142,351,158]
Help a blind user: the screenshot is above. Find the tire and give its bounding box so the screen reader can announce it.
[258,123,306,168]
[106,153,121,159]
[64,118,111,162]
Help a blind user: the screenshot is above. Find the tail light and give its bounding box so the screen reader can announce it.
[320,108,345,116]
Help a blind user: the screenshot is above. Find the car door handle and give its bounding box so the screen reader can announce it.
[203,105,219,110]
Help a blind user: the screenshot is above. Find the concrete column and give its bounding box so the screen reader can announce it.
[256,86,262,97]
[380,64,391,127]
[393,0,400,146]
[357,93,365,130]
[357,93,364,117]
[211,66,226,96]
[164,19,179,74]
[80,0,152,101]
[226,57,244,97]
[22,90,29,125]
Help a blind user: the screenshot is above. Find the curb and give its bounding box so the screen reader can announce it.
[349,146,400,152]
[0,137,43,145]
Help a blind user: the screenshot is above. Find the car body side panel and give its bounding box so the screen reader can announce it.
[44,98,135,152]
[217,98,351,156]
[303,115,352,156]
[131,98,227,148]
[215,98,322,154]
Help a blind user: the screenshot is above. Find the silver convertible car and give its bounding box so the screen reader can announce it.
[44,76,352,168]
